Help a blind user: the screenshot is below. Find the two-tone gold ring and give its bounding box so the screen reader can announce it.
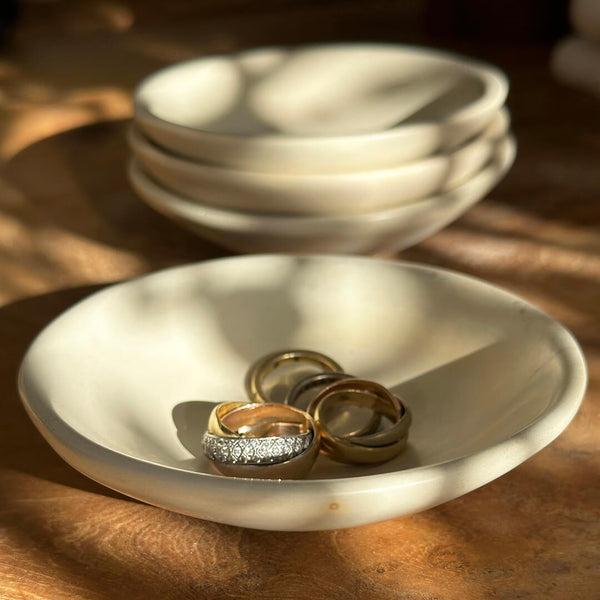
[202,349,412,478]
[308,379,411,464]
[284,371,354,407]
[285,371,382,437]
[202,401,320,479]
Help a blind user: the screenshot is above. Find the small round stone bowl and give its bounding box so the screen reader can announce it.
[19,255,586,531]
[133,43,508,174]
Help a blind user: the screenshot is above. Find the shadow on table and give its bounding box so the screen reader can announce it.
[1,119,226,274]
[0,284,597,599]
[0,286,391,598]
[0,284,129,497]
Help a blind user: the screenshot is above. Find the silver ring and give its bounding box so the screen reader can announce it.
[202,431,313,465]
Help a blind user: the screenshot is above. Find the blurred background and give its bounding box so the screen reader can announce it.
[0,0,597,314]
[0,0,577,168]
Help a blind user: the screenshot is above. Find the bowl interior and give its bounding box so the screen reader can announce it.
[22,256,575,481]
[136,45,503,137]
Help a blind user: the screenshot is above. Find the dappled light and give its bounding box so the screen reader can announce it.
[0,1,598,599]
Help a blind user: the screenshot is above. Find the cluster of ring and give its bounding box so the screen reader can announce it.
[202,349,411,479]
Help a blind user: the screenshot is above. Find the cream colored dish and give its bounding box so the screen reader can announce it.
[19,255,586,530]
[128,134,516,254]
[134,44,508,173]
[129,109,509,216]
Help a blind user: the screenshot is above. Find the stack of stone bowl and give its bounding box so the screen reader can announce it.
[129,43,514,254]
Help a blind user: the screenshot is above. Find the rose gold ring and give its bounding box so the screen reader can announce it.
[203,401,320,479]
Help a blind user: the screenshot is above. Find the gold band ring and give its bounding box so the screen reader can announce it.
[316,430,407,464]
[311,379,411,448]
[207,401,250,437]
[284,371,354,406]
[309,379,411,464]
[285,371,381,437]
[245,349,343,404]
[203,402,320,479]
[209,402,311,438]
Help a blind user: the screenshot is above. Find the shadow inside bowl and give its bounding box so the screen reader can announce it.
[169,331,564,482]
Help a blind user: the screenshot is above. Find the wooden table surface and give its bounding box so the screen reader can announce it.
[0,4,598,599]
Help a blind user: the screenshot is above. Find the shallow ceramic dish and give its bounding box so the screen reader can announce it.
[19,255,586,531]
[128,134,515,254]
[129,108,509,216]
[134,43,508,173]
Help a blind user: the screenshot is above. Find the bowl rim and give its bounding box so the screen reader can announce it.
[133,42,509,145]
[18,254,587,493]
[126,133,516,228]
[127,106,509,182]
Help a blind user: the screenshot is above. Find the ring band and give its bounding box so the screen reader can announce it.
[207,401,250,437]
[209,430,320,480]
[310,379,410,447]
[204,401,321,479]
[285,371,381,437]
[245,349,343,403]
[315,430,408,464]
[202,431,313,465]
[208,401,311,438]
[349,402,411,447]
[309,379,411,464]
[285,371,354,406]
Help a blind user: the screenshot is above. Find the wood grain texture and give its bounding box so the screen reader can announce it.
[0,2,599,599]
